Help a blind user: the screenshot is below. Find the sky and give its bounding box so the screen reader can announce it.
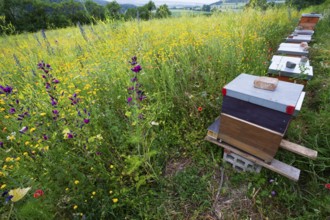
[112,0,218,6]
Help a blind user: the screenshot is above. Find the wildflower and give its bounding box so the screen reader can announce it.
[5,195,13,203]
[131,65,142,73]
[52,109,59,115]
[8,187,31,202]
[30,128,36,133]
[1,184,6,189]
[325,184,330,190]
[67,133,74,139]
[74,180,79,185]
[40,113,46,116]
[5,157,13,162]
[0,142,3,148]
[43,134,48,140]
[130,77,138,82]
[0,85,13,94]
[92,191,96,195]
[110,165,114,169]
[19,126,28,134]
[271,190,277,197]
[23,152,28,156]
[51,99,57,106]
[65,188,69,191]
[198,107,203,112]
[52,78,59,84]
[109,190,113,194]
[112,198,119,203]
[129,56,137,65]
[151,121,159,126]
[9,108,16,114]
[15,157,20,161]
[83,119,90,124]
[45,82,51,90]
[33,189,44,198]
[73,205,78,210]
[127,97,133,103]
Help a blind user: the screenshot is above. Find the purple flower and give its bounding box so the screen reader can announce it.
[16,99,19,104]
[269,178,275,184]
[127,97,133,103]
[9,108,16,114]
[52,78,59,84]
[67,133,73,139]
[129,56,137,65]
[128,86,134,91]
[19,126,28,134]
[5,195,13,203]
[52,109,59,115]
[43,134,48,140]
[96,152,102,155]
[131,65,142,73]
[271,191,277,197]
[130,77,138,82]
[138,95,147,101]
[42,75,46,79]
[51,99,57,106]
[0,142,3,148]
[0,85,13,94]
[45,82,51,89]
[84,118,90,124]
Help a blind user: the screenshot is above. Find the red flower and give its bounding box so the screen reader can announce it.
[198,107,203,112]
[325,184,330,190]
[33,189,44,198]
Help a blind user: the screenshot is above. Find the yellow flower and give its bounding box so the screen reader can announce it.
[65,188,69,191]
[109,190,113,194]
[92,191,96,195]
[112,198,118,203]
[73,205,78,210]
[0,172,4,177]
[5,157,13,162]
[90,196,94,199]
[23,152,28,156]
[30,128,36,133]
[110,165,114,169]
[9,187,31,202]
[40,113,46,116]
[25,141,30,145]
[74,180,79,185]
[0,108,5,112]
[1,184,6,189]
[4,115,10,119]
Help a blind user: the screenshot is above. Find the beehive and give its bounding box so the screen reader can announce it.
[268,55,313,81]
[298,13,322,30]
[219,74,305,163]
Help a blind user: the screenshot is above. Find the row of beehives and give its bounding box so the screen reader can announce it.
[212,13,321,165]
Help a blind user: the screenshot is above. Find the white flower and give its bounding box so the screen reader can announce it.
[151,121,159,126]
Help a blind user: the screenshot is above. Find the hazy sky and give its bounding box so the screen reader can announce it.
[113,0,218,5]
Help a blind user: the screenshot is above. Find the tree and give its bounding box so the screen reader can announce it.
[156,4,171,19]
[125,7,137,20]
[246,0,268,10]
[105,1,121,20]
[202,4,211,12]
[138,1,156,20]
[286,0,326,9]
[84,0,106,21]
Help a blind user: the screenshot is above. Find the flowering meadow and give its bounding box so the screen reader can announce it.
[1,6,329,219]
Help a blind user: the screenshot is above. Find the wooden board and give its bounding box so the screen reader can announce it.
[268,55,313,80]
[223,73,304,115]
[205,136,301,181]
[218,113,283,163]
[277,43,309,57]
[221,96,291,134]
[286,35,312,43]
[280,139,318,159]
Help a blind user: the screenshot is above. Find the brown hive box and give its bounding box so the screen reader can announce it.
[219,74,305,163]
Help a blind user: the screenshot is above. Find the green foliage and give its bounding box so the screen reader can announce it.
[156,4,171,19]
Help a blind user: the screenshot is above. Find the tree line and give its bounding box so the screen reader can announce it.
[0,0,171,34]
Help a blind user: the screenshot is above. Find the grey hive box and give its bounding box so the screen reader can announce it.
[277,43,309,57]
[219,73,305,163]
[268,55,313,80]
[294,29,314,35]
[286,34,312,43]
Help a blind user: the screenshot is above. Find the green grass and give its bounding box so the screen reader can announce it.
[0,2,329,219]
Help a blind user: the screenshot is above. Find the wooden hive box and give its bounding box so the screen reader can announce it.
[219,74,305,163]
[298,13,322,30]
[268,55,313,81]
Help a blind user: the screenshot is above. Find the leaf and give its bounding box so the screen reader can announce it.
[9,187,31,202]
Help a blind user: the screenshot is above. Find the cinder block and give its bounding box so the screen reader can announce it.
[223,152,262,173]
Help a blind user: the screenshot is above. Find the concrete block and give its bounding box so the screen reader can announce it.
[223,152,262,173]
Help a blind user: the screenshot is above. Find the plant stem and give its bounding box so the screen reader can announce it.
[7,203,14,220]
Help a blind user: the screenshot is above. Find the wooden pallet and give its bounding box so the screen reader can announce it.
[206,118,318,181]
